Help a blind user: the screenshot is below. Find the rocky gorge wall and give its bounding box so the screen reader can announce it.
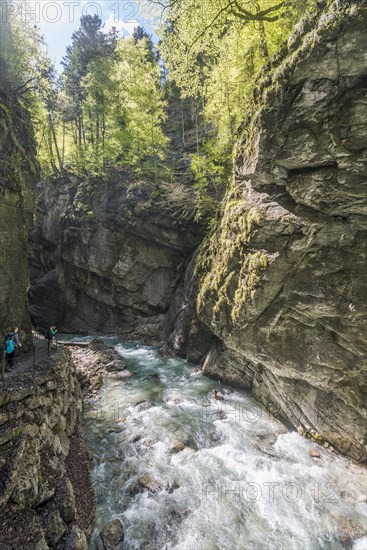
[0,348,94,550]
[0,83,38,349]
[29,173,203,339]
[165,2,367,462]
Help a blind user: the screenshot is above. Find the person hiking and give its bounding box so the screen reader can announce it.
[4,327,21,370]
[45,325,58,349]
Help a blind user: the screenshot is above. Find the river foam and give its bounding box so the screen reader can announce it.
[83,343,367,550]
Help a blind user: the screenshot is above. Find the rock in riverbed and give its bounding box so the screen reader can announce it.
[71,341,130,398]
[96,519,124,550]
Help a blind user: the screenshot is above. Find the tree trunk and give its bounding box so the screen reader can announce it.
[47,126,57,172]
[102,110,106,163]
[61,121,65,168]
[258,19,269,59]
[49,113,62,171]
[181,100,185,147]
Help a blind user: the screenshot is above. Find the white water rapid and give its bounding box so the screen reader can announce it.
[82,342,367,550]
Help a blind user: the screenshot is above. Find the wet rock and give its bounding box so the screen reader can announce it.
[337,516,366,545]
[71,343,131,399]
[112,370,133,379]
[167,395,184,405]
[138,475,161,492]
[213,390,224,401]
[135,401,154,412]
[255,443,278,458]
[146,373,160,380]
[170,441,186,454]
[96,519,124,550]
[89,339,105,348]
[143,439,154,447]
[216,410,227,421]
[310,449,321,458]
[107,425,126,434]
[91,374,103,391]
[190,368,202,377]
[106,360,128,372]
[168,481,181,493]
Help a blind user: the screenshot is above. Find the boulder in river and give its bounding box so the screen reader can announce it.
[170,441,186,454]
[112,370,133,379]
[309,449,321,458]
[106,360,128,372]
[96,519,124,550]
[213,389,224,401]
[138,475,161,493]
[135,400,154,412]
[216,410,227,421]
[167,395,184,405]
[146,373,160,380]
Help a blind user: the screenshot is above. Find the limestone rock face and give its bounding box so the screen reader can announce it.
[0,86,38,349]
[29,174,202,338]
[0,349,95,549]
[166,4,367,461]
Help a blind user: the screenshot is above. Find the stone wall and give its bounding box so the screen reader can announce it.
[0,348,95,549]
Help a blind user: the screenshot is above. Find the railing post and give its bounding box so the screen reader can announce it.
[33,344,36,367]
[47,340,50,357]
[1,350,5,380]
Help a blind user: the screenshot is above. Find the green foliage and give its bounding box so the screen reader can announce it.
[196,185,268,323]
[36,17,168,179]
[148,180,197,221]
[0,13,41,190]
[113,36,168,178]
[190,148,225,220]
[139,0,318,206]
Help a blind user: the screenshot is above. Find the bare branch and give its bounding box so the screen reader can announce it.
[231,0,284,20]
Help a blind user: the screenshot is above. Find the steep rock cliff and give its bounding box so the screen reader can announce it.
[29,174,203,338]
[0,85,38,349]
[166,3,367,462]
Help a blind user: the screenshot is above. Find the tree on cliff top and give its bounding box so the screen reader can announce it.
[136,0,318,216]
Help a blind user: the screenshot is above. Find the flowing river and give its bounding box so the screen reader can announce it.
[81,341,367,550]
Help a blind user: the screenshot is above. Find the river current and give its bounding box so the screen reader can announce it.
[80,340,366,550]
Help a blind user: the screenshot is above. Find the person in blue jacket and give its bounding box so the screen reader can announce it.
[4,327,22,370]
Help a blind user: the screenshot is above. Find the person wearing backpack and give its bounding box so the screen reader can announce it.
[50,325,58,348]
[45,325,57,350]
[4,331,16,370]
[4,327,22,370]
